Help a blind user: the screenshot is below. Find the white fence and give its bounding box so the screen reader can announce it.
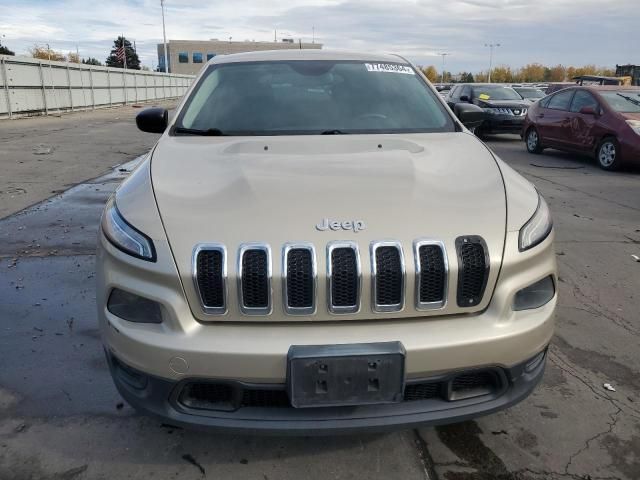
[0,55,194,119]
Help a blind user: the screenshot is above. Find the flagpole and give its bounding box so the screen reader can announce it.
[122,34,128,105]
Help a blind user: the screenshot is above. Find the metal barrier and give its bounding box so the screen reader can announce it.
[0,55,194,119]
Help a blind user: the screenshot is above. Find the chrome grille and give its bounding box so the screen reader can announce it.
[327,242,361,314]
[414,240,447,310]
[371,242,404,312]
[192,237,488,316]
[193,244,227,314]
[238,244,272,315]
[283,243,316,315]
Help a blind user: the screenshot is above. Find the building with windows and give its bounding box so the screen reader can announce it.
[157,39,323,75]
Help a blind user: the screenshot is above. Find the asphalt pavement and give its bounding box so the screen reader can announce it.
[0,110,639,480]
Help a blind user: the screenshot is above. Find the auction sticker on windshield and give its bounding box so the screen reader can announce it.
[365,63,415,74]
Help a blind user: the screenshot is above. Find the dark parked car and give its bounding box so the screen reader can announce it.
[522,86,640,170]
[513,86,546,103]
[447,84,530,137]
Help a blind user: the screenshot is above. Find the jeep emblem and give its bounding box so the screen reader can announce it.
[316,218,366,233]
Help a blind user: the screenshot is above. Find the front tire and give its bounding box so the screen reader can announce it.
[525,127,543,154]
[596,137,621,171]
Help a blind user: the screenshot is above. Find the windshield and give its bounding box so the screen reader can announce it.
[471,85,522,101]
[514,88,545,99]
[600,91,640,113]
[175,60,454,135]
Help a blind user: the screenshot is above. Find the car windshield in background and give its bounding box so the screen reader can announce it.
[600,91,640,113]
[514,88,545,99]
[175,61,454,135]
[472,86,522,101]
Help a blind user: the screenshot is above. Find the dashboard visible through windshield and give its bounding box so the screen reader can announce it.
[174,60,455,135]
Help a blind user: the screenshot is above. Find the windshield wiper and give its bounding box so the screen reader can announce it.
[174,127,228,136]
[616,93,640,107]
[320,129,349,135]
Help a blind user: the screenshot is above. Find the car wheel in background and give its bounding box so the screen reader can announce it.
[596,137,621,171]
[525,128,544,154]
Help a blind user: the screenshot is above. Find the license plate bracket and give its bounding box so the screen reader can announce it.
[287,342,406,408]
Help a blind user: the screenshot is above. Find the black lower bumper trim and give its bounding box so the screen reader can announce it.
[105,348,547,435]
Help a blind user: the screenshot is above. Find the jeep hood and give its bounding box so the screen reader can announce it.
[150,132,507,321]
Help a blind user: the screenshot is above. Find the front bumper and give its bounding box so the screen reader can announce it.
[106,347,548,434]
[481,116,525,134]
[98,226,556,432]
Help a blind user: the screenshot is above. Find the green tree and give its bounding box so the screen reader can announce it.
[0,41,14,55]
[105,36,140,69]
[82,57,103,66]
[458,72,474,83]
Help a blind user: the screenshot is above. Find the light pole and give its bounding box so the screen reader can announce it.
[160,0,168,73]
[438,53,449,83]
[485,43,500,83]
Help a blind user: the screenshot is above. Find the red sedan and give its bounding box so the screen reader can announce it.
[522,86,640,170]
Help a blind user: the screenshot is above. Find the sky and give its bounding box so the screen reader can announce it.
[1,0,638,73]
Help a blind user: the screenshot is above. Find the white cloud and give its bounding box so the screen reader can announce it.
[1,0,638,71]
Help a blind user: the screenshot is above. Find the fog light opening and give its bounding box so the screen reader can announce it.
[107,288,163,324]
[513,275,555,311]
[447,371,499,401]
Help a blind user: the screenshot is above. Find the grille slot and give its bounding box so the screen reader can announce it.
[415,241,447,310]
[449,371,499,400]
[238,245,271,315]
[283,244,316,315]
[241,388,290,408]
[456,237,489,307]
[371,242,404,312]
[179,383,235,411]
[194,245,226,314]
[328,242,360,314]
[404,382,441,401]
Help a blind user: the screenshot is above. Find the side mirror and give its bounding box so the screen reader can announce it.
[459,95,470,102]
[136,108,168,133]
[455,103,485,130]
[579,106,596,115]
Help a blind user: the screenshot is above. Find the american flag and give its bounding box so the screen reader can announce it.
[116,45,125,61]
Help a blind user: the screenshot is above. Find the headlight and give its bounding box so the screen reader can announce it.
[519,193,553,251]
[101,197,156,261]
[626,119,640,135]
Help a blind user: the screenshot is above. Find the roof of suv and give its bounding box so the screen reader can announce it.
[207,49,408,65]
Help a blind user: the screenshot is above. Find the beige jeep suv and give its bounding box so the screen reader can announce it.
[97,50,556,433]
